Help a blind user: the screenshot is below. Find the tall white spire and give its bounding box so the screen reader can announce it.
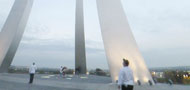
[96,0,154,85]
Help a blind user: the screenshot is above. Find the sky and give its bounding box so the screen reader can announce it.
[0,0,190,69]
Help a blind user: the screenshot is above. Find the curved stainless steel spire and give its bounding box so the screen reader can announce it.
[0,0,34,72]
[96,0,154,85]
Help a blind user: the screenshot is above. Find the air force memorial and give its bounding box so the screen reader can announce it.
[0,0,154,85]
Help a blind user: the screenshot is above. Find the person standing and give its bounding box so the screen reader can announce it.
[118,59,134,90]
[29,62,37,84]
[62,67,67,77]
[60,66,63,77]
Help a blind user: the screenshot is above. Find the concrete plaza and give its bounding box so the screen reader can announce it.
[0,73,189,90]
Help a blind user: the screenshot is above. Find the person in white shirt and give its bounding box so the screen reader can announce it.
[118,59,134,90]
[29,62,37,84]
[60,66,63,77]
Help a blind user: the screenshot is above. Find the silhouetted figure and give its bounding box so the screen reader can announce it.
[116,80,118,83]
[118,59,134,90]
[137,80,141,86]
[75,67,81,75]
[153,78,157,84]
[148,80,153,86]
[29,62,37,84]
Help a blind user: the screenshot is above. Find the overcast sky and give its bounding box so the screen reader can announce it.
[0,0,190,69]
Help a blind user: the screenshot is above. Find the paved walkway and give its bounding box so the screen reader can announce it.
[0,73,189,90]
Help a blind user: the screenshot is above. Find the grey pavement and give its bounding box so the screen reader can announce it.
[0,73,190,90]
